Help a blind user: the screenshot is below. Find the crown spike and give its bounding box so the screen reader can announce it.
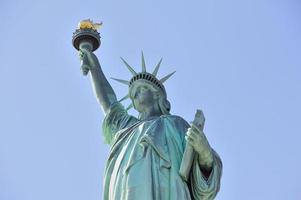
[126,103,134,111]
[152,58,163,76]
[141,51,146,72]
[111,77,130,85]
[120,57,137,75]
[119,94,129,102]
[159,71,176,83]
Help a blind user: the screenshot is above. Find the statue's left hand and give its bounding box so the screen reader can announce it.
[185,124,214,168]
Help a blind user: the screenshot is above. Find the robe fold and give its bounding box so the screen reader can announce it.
[102,102,222,200]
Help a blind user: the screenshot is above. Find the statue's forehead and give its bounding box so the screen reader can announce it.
[129,80,156,96]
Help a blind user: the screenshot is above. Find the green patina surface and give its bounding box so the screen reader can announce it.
[102,102,222,200]
[73,28,222,199]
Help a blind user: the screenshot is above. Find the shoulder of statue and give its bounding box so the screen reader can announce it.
[159,114,190,128]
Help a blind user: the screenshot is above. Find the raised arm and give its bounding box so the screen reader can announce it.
[78,42,117,114]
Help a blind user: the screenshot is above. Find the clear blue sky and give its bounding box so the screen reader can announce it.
[0,0,300,199]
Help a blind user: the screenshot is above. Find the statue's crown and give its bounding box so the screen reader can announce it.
[112,52,175,110]
[130,72,164,90]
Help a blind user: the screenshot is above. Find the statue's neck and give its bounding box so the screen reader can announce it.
[139,106,162,120]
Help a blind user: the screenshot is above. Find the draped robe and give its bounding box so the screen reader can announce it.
[102,102,222,200]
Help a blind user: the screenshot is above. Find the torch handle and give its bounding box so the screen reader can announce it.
[80,53,89,76]
[79,41,93,76]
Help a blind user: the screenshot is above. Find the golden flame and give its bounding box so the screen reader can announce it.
[78,19,102,31]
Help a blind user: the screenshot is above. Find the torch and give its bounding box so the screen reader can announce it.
[72,19,102,75]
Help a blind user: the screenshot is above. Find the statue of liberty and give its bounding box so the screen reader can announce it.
[74,20,222,200]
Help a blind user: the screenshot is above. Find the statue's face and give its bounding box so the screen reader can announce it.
[130,83,159,113]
